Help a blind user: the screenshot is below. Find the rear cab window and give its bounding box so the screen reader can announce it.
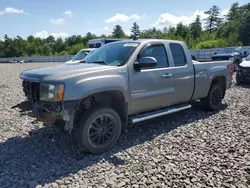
[169,43,187,67]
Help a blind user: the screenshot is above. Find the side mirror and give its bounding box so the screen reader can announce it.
[134,57,157,70]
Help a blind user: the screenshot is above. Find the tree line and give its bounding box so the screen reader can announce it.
[0,2,249,58]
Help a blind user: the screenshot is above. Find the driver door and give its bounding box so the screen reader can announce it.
[129,42,175,114]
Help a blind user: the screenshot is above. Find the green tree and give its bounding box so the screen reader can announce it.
[0,40,4,57]
[85,32,97,41]
[41,44,53,56]
[26,43,38,56]
[3,35,16,57]
[162,26,168,33]
[27,35,35,43]
[227,2,241,21]
[204,5,223,32]
[238,13,250,45]
[167,27,176,38]
[112,25,126,38]
[190,15,202,39]
[130,22,141,39]
[140,28,163,39]
[68,43,87,55]
[175,22,189,39]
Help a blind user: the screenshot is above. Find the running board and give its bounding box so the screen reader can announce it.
[130,104,192,124]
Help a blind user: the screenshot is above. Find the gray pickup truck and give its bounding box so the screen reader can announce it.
[20,39,234,154]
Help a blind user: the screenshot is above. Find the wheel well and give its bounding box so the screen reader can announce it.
[211,76,226,97]
[77,91,128,124]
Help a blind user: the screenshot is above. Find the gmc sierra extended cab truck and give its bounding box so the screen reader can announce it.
[20,39,234,154]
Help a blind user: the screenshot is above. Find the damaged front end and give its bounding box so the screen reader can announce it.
[22,80,79,133]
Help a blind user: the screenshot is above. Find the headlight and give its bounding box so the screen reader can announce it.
[40,83,64,101]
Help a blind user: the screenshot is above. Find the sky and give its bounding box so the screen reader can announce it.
[0,0,249,40]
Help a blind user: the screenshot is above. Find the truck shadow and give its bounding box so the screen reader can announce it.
[2,101,228,187]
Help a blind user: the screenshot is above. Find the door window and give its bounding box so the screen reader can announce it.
[139,44,169,68]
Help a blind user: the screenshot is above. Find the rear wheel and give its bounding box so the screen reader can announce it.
[200,84,223,111]
[74,105,122,154]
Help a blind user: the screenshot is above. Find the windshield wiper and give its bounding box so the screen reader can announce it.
[78,60,86,63]
[88,61,107,65]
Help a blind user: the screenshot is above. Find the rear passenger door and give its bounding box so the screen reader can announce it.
[129,42,175,114]
[169,43,194,104]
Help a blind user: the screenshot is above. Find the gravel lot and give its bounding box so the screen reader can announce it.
[0,63,250,188]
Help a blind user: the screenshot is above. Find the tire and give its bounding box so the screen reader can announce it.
[200,83,224,111]
[74,105,122,154]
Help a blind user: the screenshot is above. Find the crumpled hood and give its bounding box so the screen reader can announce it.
[20,63,117,82]
[240,60,250,68]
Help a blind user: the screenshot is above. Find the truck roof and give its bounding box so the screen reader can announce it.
[106,38,186,45]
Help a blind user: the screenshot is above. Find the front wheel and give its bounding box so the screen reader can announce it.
[200,84,224,111]
[74,105,122,154]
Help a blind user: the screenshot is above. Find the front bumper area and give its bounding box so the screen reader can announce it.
[21,79,80,133]
[32,102,62,125]
[237,71,250,83]
[28,100,80,133]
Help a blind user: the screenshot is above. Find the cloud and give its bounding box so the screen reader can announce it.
[221,9,229,16]
[34,31,68,39]
[130,14,141,20]
[63,10,73,17]
[105,13,142,23]
[103,26,110,30]
[154,10,209,27]
[50,18,65,25]
[154,9,229,27]
[0,7,29,16]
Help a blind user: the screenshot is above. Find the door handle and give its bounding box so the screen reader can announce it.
[162,73,172,78]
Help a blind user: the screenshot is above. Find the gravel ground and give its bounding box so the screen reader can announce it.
[0,63,250,188]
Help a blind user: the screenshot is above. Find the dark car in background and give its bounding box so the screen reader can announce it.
[236,55,250,84]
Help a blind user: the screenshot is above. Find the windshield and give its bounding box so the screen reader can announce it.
[72,50,91,61]
[84,42,139,66]
[245,55,250,61]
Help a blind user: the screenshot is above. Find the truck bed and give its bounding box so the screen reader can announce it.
[192,60,233,100]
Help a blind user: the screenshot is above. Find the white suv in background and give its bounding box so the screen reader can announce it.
[65,48,96,64]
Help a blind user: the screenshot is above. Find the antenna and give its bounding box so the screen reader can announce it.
[133,32,139,40]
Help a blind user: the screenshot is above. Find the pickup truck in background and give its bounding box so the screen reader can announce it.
[20,39,234,154]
